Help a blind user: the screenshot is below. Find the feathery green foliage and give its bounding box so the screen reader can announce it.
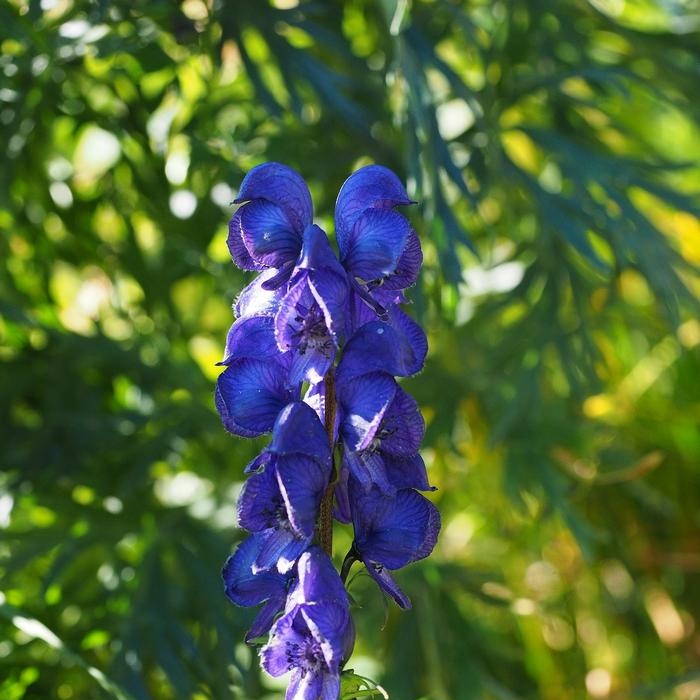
[1,1,699,698]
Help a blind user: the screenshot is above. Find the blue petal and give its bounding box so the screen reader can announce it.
[243,451,270,474]
[341,209,411,283]
[343,449,393,494]
[335,310,427,383]
[222,534,289,607]
[289,345,335,386]
[288,547,349,608]
[287,671,324,700]
[237,465,282,532]
[308,269,349,343]
[275,276,337,383]
[384,452,434,491]
[253,527,309,574]
[268,402,330,465]
[235,162,313,234]
[275,455,329,539]
[386,305,428,374]
[379,387,424,456]
[382,229,422,290]
[239,200,302,269]
[364,560,412,609]
[234,269,287,318]
[303,380,329,431]
[300,602,351,671]
[319,672,342,700]
[352,487,440,570]
[228,207,263,271]
[215,358,293,437]
[335,165,413,256]
[261,611,301,676]
[246,596,286,643]
[220,315,282,366]
[297,224,345,275]
[338,372,397,451]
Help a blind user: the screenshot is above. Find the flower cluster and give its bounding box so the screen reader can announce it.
[217,163,440,698]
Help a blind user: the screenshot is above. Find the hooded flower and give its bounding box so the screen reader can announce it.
[275,225,349,384]
[236,403,331,572]
[350,483,440,609]
[215,316,296,437]
[334,305,427,386]
[338,374,425,494]
[261,548,354,700]
[228,162,313,289]
[334,165,422,325]
[222,533,295,643]
[217,162,436,700]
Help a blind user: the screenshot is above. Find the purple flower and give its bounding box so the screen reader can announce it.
[334,165,422,323]
[335,306,427,385]
[215,316,296,437]
[350,484,440,609]
[228,163,313,289]
[275,225,349,384]
[217,162,437,699]
[222,533,295,642]
[337,371,425,493]
[236,403,331,572]
[261,548,353,700]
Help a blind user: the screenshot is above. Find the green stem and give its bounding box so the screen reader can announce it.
[340,549,357,584]
[319,368,337,556]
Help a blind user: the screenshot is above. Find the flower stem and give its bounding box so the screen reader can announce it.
[319,368,337,556]
[340,549,357,584]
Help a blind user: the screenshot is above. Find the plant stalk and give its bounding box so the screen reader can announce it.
[319,368,337,556]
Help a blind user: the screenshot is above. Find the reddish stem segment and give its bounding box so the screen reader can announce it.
[319,369,337,555]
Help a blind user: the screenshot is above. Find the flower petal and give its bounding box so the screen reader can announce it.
[239,200,302,269]
[222,534,290,607]
[235,162,313,233]
[341,209,411,283]
[215,358,293,437]
[343,449,393,494]
[237,465,282,532]
[382,229,422,290]
[335,164,413,256]
[275,277,337,383]
[364,560,412,609]
[261,612,300,676]
[384,452,434,491]
[275,455,329,539]
[287,671,323,700]
[338,372,397,451]
[289,547,348,609]
[352,487,440,570]
[247,596,285,643]
[379,387,425,456]
[234,269,287,318]
[220,315,281,365]
[228,207,263,270]
[268,402,330,465]
[319,672,341,700]
[300,603,350,672]
[253,527,309,574]
[336,310,427,383]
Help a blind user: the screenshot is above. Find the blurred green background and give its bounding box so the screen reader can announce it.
[1,0,700,698]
